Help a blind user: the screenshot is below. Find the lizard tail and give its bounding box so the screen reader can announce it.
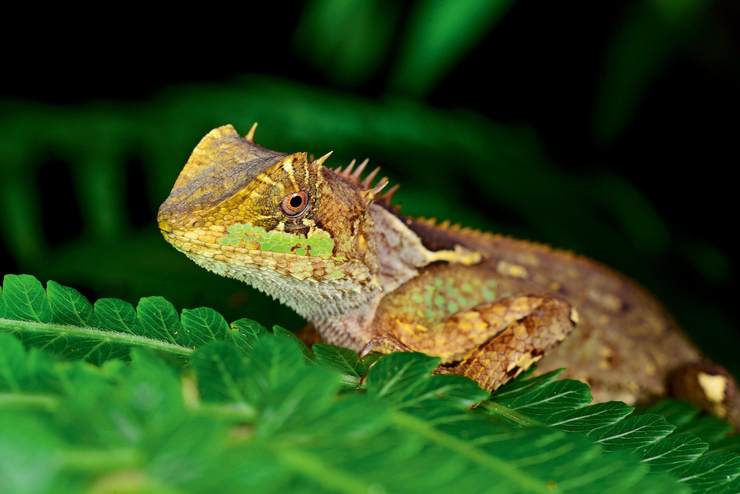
[669,361,739,431]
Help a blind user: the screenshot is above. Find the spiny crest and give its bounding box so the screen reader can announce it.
[414,216,583,260]
[333,158,401,210]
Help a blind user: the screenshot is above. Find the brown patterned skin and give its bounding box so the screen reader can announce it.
[158,124,738,426]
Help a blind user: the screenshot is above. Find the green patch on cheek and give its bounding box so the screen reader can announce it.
[218,223,335,258]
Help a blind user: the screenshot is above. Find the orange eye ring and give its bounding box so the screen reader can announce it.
[281,191,309,217]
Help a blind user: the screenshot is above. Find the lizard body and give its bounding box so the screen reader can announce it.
[158,124,737,425]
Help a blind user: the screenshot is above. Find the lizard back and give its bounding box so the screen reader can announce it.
[403,215,701,404]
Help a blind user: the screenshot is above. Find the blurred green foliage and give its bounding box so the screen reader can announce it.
[0,0,736,374]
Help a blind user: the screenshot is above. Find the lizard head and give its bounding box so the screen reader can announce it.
[157,124,398,317]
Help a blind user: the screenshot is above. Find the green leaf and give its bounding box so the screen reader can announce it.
[0,275,248,363]
[713,435,740,455]
[547,401,634,433]
[294,0,400,85]
[637,432,708,472]
[0,414,62,494]
[227,318,268,352]
[2,274,52,323]
[47,280,92,326]
[484,369,738,490]
[676,415,731,444]
[0,285,6,318]
[136,296,182,344]
[181,307,229,346]
[366,352,440,404]
[676,450,740,493]
[93,297,137,333]
[588,414,675,451]
[492,379,592,421]
[390,0,514,96]
[312,343,367,386]
[192,341,252,407]
[0,334,63,400]
[0,276,735,493]
[644,400,699,427]
[271,324,310,357]
[593,0,707,143]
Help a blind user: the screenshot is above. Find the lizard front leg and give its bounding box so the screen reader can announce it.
[366,295,576,392]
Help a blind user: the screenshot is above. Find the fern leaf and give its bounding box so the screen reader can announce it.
[637,432,708,472]
[0,277,736,493]
[312,343,368,387]
[0,274,263,363]
[484,368,739,491]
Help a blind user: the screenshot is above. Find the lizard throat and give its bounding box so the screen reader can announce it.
[161,230,381,327]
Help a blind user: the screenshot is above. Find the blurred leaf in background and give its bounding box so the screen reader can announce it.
[389,0,514,97]
[593,0,708,144]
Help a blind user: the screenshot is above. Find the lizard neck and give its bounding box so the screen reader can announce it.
[313,204,435,348]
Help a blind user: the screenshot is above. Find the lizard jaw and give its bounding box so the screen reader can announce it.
[160,229,380,322]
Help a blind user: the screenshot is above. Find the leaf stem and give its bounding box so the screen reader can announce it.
[481,401,542,427]
[0,392,59,411]
[270,446,371,494]
[62,447,139,472]
[391,411,556,494]
[0,317,193,356]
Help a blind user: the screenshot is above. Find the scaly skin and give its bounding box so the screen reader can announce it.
[158,124,738,426]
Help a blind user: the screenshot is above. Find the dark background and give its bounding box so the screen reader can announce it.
[1,1,738,373]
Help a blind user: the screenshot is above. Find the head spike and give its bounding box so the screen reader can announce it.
[361,167,381,188]
[343,158,356,176]
[314,151,334,167]
[361,176,389,206]
[351,158,370,180]
[245,122,258,143]
[369,177,389,196]
[381,183,400,203]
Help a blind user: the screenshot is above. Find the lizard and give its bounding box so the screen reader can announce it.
[157,124,739,427]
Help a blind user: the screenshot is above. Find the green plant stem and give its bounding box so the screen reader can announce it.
[62,447,140,472]
[0,391,59,411]
[195,402,258,423]
[482,401,543,427]
[391,411,557,494]
[270,446,371,494]
[0,317,193,356]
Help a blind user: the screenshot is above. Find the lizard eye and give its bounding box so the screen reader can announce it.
[281,191,309,217]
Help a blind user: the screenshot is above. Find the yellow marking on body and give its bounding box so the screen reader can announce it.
[427,245,482,266]
[249,190,262,200]
[698,372,727,403]
[456,310,487,331]
[644,362,656,375]
[507,349,543,373]
[514,252,540,267]
[587,289,623,312]
[513,325,528,339]
[598,346,613,369]
[570,308,580,324]
[497,260,529,278]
